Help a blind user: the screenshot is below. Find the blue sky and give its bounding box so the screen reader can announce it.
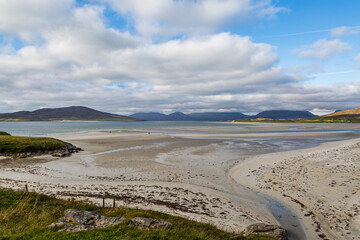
[0,0,359,115]
[231,0,360,85]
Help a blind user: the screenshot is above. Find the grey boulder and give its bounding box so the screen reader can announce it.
[129,217,172,230]
[241,223,287,240]
[49,209,125,232]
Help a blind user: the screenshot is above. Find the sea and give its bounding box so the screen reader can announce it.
[1,120,359,137]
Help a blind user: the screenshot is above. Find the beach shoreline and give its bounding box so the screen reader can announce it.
[0,130,278,234]
[0,125,359,239]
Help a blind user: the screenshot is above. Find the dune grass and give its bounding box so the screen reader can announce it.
[0,133,65,155]
[0,189,275,240]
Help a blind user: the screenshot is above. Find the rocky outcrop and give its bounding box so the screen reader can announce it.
[49,209,173,233]
[49,209,125,232]
[2,142,82,158]
[241,223,287,240]
[129,217,172,230]
[50,142,83,157]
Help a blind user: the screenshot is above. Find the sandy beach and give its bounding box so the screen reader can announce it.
[229,137,360,239]
[0,124,360,239]
[0,130,276,233]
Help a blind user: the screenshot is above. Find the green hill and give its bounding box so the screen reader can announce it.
[0,106,139,121]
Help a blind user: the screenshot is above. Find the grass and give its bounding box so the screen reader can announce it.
[0,189,275,240]
[0,132,65,155]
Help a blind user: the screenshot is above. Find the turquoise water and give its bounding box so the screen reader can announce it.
[1,121,360,137]
[0,121,243,136]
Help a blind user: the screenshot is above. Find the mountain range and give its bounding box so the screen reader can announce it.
[0,106,139,121]
[131,110,317,121]
[0,106,321,122]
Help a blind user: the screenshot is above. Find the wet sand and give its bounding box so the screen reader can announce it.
[0,123,360,238]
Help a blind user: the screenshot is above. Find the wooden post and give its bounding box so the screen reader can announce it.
[113,198,115,208]
[102,198,105,208]
[25,184,28,192]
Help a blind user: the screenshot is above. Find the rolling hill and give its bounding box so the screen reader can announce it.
[131,110,316,121]
[188,112,250,121]
[130,112,193,121]
[0,106,139,121]
[130,112,250,121]
[322,108,360,118]
[254,110,317,119]
[130,112,169,121]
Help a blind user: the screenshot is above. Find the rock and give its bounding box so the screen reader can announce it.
[51,142,83,157]
[49,209,125,232]
[58,224,98,232]
[48,217,68,227]
[241,223,287,240]
[96,216,126,228]
[129,217,172,230]
[64,209,103,225]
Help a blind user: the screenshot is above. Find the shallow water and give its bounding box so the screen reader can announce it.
[1,120,360,136]
[264,197,307,240]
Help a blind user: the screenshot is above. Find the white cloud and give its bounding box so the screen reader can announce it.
[293,38,350,61]
[0,1,360,115]
[331,26,360,37]
[0,0,74,41]
[100,0,286,38]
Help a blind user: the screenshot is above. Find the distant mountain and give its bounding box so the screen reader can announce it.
[322,108,360,118]
[131,110,318,121]
[254,110,317,119]
[130,112,168,121]
[130,112,192,121]
[188,112,249,121]
[0,106,139,121]
[130,112,193,121]
[130,111,250,121]
[167,112,193,121]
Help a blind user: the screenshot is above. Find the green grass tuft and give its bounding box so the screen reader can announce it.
[0,135,65,155]
[0,189,275,240]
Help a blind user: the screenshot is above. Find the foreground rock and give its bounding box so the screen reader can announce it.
[241,223,287,240]
[49,209,125,232]
[49,209,172,233]
[129,217,172,230]
[5,142,83,158]
[50,142,83,157]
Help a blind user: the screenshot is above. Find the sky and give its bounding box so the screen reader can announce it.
[0,0,360,115]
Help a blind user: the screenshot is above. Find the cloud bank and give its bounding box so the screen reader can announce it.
[100,0,286,38]
[0,0,359,114]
